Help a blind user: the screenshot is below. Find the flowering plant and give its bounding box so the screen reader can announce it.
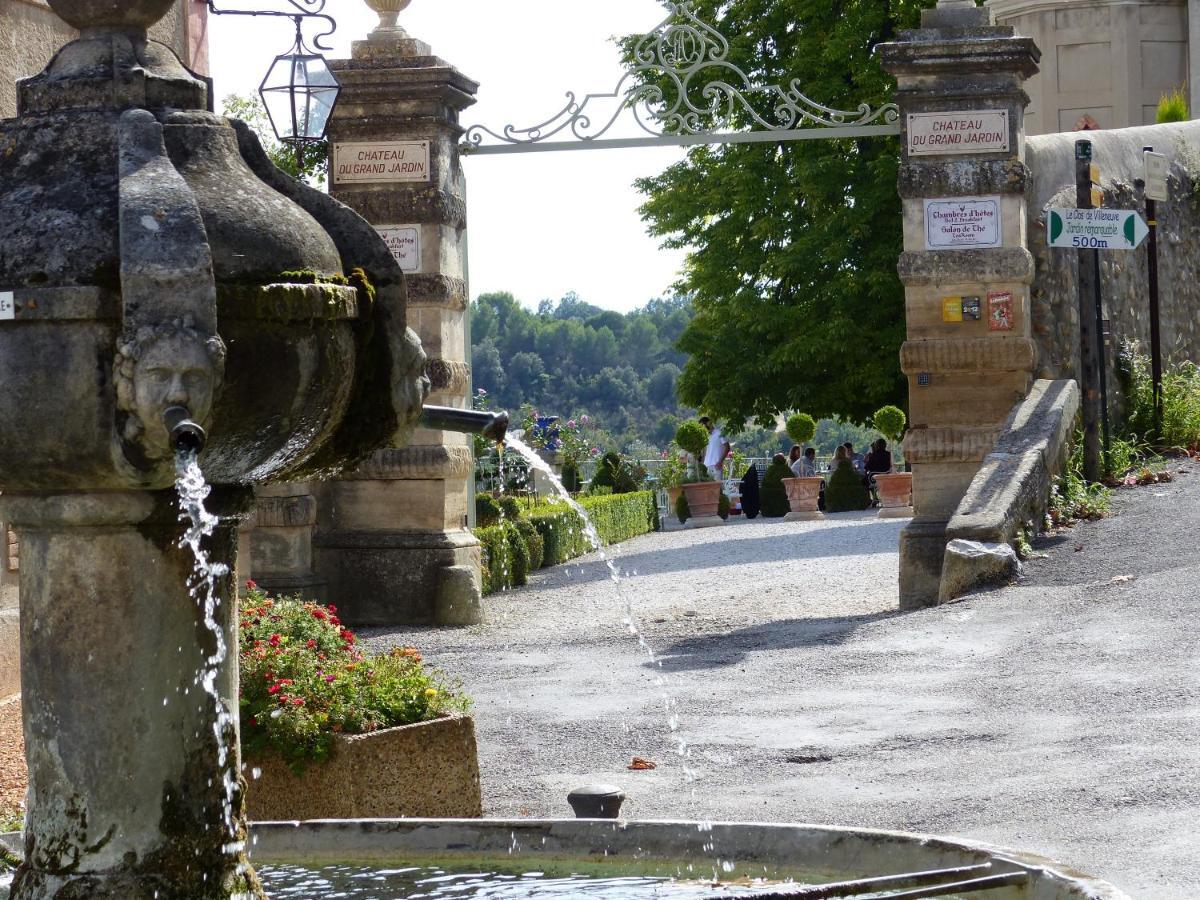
[239,583,469,771]
[657,442,689,489]
[518,404,596,468]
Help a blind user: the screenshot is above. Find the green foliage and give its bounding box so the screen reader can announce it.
[1120,341,1200,451]
[658,443,689,489]
[220,94,328,188]
[825,460,871,512]
[872,405,907,442]
[785,412,817,445]
[529,492,659,567]
[1048,435,1112,526]
[675,420,709,456]
[476,520,531,594]
[561,462,583,493]
[590,451,643,494]
[239,589,468,770]
[475,492,502,527]
[516,519,544,571]
[675,492,690,523]
[718,492,731,520]
[472,291,694,451]
[627,0,927,428]
[760,459,792,517]
[1156,87,1189,124]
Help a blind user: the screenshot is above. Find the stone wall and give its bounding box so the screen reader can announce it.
[0,0,199,119]
[987,0,1189,135]
[1026,120,1200,418]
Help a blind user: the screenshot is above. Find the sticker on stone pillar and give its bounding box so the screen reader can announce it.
[917,372,932,386]
[333,141,430,185]
[924,196,1001,250]
[907,110,1009,156]
[377,225,421,273]
[942,297,963,322]
[962,297,981,320]
[0,292,13,320]
[987,291,1014,331]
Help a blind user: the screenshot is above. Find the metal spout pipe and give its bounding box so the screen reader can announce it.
[163,405,206,455]
[420,405,509,444]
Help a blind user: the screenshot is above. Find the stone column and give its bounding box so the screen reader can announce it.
[317,22,483,626]
[3,490,257,896]
[249,482,323,599]
[880,1,1041,608]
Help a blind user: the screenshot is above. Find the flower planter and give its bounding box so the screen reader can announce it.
[245,713,482,821]
[874,472,913,518]
[782,477,824,521]
[681,480,724,527]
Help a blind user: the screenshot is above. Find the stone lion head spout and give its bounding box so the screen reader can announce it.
[114,317,226,469]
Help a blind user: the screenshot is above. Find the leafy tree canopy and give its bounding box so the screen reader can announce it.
[220,94,329,188]
[627,0,931,429]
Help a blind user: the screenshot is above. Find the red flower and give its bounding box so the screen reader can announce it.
[268,684,282,695]
[268,634,281,647]
[306,639,317,649]
[326,604,338,614]
[311,608,327,621]
[339,628,355,644]
[245,579,257,590]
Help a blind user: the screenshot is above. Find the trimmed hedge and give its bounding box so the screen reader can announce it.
[476,520,531,595]
[761,460,792,517]
[529,491,659,568]
[825,460,871,512]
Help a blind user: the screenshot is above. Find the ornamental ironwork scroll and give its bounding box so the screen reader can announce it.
[462,1,900,155]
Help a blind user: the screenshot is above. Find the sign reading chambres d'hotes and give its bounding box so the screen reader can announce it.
[333,141,430,185]
[907,110,1009,156]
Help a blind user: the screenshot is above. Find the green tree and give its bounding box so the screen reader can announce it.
[220,94,329,187]
[629,0,931,428]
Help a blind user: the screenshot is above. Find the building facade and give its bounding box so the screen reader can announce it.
[0,0,208,119]
[988,0,1194,134]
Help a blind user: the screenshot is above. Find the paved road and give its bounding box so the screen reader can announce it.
[364,468,1200,900]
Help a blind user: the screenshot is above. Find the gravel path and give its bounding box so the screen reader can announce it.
[0,697,22,822]
[363,473,1200,900]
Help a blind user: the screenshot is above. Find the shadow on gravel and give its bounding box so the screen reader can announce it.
[647,610,903,672]
[538,519,906,587]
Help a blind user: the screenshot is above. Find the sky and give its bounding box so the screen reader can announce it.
[208,1,691,314]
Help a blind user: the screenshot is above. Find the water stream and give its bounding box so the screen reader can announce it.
[175,450,243,857]
[503,437,695,782]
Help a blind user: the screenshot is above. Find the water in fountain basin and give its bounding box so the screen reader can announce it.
[503,437,694,779]
[175,450,243,858]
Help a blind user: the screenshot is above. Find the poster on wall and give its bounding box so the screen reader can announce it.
[987,291,1014,331]
[925,196,1002,249]
[376,225,421,273]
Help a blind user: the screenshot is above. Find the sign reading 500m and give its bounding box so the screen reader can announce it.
[333,141,430,185]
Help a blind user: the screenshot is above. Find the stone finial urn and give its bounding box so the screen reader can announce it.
[0,0,428,895]
[364,0,413,35]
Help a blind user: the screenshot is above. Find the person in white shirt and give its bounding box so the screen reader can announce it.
[792,446,818,477]
[700,416,730,480]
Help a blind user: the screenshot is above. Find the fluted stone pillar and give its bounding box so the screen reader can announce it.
[880,2,1041,608]
[317,25,482,626]
[249,482,324,599]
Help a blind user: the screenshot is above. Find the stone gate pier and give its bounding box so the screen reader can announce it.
[881,1,1041,607]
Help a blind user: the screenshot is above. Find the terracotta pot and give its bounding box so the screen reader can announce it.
[782,477,824,520]
[874,472,913,516]
[681,480,723,519]
[666,485,683,510]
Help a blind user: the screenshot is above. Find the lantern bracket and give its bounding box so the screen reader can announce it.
[205,0,337,51]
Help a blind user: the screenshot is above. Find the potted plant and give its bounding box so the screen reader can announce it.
[871,405,912,516]
[782,412,823,519]
[239,585,481,820]
[658,441,689,513]
[675,420,723,526]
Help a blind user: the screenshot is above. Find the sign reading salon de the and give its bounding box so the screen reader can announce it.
[925,196,1002,249]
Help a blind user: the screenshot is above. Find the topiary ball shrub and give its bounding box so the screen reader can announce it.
[675,492,689,524]
[761,459,792,517]
[475,492,502,527]
[499,496,522,521]
[825,460,871,512]
[675,420,709,457]
[718,492,730,520]
[785,412,817,446]
[561,462,582,493]
[873,405,907,443]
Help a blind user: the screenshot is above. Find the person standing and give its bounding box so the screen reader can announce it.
[700,416,730,481]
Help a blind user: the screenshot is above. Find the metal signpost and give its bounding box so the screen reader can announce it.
[1143,147,1168,438]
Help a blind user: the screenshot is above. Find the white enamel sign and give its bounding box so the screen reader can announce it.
[0,292,13,320]
[377,225,421,273]
[908,110,1009,156]
[1144,151,1168,202]
[924,196,1002,249]
[1047,208,1148,250]
[333,141,430,185]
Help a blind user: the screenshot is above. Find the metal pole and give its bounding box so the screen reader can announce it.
[1094,238,1110,460]
[1144,145,1164,442]
[1075,139,1102,481]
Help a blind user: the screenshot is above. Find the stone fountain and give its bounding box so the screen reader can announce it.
[0,0,443,893]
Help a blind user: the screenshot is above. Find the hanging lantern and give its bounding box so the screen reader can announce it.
[259,19,340,162]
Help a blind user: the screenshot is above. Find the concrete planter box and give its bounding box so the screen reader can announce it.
[874,473,913,518]
[246,713,482,821]
[681,480,724,527]
[782,477,824,521]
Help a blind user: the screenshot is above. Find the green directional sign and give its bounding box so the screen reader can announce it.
[1047,207,1149,250]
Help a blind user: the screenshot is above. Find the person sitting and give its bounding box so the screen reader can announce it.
[864,438,892,476]
[844,442,865,473]
[787,444,803,475]
[793,446,818,477]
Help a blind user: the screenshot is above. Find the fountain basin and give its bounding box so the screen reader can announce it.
[241,818,1129,898]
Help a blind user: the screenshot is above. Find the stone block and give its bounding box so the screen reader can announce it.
[938,539,1021,603]
[900,519,951,609]
[245,714,482,821]
[434,564,484,626]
